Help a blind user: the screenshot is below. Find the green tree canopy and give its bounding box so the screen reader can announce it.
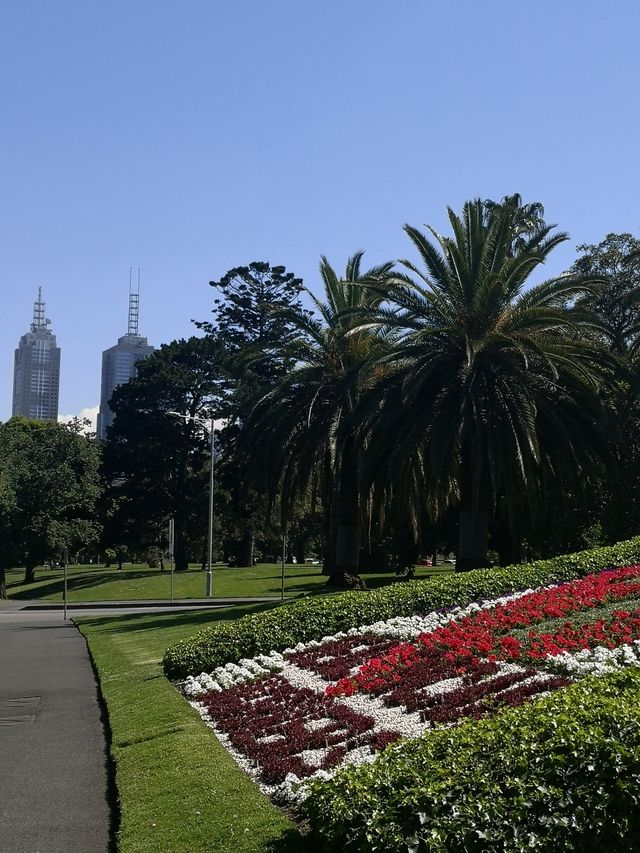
[197,261,311,409]
[0,417,102,587]
[356,198,615,569]
[570,233,640,355]
[102,336,225,572]
[569,233,640,544]
[195,261,311,567]
[238,252,394,585]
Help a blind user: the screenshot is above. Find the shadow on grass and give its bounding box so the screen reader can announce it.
[76,602,280,635]
[7,568,199,600]
[265,826,321,853]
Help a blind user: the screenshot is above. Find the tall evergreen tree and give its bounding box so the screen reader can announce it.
[196,261,311,566]
[238,252,394,586]
[101,336,224,572]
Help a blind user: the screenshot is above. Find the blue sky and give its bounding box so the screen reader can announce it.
[1,1,639,423]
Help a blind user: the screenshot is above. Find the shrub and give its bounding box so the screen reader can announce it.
[162,537,640,680]
[303,668,640,851]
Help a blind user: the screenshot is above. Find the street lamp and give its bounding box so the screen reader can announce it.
[167,411,216,597]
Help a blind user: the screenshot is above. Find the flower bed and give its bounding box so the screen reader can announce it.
[328,564,640,700]
[304,668,640,852]
[181,564,640,817]
[163,536,640,680]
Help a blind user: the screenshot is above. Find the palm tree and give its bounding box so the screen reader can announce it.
[239,252,394,586]
[483,193,546,254]
[356,199,614,570]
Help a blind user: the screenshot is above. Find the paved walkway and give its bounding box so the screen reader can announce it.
[0,611,112,852]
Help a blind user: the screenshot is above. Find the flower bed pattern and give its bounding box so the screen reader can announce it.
[182,564,640,805]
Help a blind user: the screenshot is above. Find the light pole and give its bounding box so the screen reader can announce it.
[167,411,216,598]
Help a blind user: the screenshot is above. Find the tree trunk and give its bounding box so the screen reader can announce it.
[456,447,490,572]
[323,536,336,577]
[238,530,254,568]
[23,559,37,585]
[457,509,490,571]
[174,446,190,572]
[0,564,7,600]
[493,518,523,567]
[327,437,364,589]
[321,449,336,576]
[174,533,189,572]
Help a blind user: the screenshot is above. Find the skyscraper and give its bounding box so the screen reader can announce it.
[97,279,154,440]
[12,288,61,421]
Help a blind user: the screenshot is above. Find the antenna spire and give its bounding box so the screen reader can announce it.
[32,287,46,331]
[127,268,140,336]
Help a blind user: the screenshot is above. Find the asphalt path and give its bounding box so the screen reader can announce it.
[0,610,113,853]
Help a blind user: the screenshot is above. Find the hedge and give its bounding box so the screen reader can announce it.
[162,536,640,680]
[303,668,640,851]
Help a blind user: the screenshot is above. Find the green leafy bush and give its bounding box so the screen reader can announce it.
[162,537,640,680]
[304,669,640,851]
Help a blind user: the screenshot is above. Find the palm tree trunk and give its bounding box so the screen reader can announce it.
[328,437,364,588]
[321,450,336,576]
[456,448,490,572]
[457,509,490,571]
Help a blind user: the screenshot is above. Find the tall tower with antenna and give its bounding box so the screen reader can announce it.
[12,288,61,420]
[97,269,154,440]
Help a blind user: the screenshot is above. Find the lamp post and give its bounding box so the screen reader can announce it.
[167,411,215,598]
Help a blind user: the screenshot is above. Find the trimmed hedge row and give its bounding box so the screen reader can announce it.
[304,668,640,851]
[162,536,640,680]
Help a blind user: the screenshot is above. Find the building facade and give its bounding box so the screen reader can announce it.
[12,288,61,421]
[97,288,154,439]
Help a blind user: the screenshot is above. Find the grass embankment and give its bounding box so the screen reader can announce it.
[5,562,453,602]
[77,604,302,853]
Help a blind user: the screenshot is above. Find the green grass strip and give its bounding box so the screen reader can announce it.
[77,605,302,853]
[5,562,452,603]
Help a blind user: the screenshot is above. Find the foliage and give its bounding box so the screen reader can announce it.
[162,536,640,679]
[0,417,102,584]
[570,232,640,355]
[101,336,225,571]
[238,252,395,583]
[196,261,311,567]
[199,262,307,373]
[303,668,640,851]
[483,192,547,254]
[356,198,615,568]
[567,234,640,545]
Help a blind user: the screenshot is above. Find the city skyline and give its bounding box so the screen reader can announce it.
[7,280,161,431]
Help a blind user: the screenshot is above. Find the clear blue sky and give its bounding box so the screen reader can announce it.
[1,1,639,422]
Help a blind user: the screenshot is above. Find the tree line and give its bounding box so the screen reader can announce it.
[1,196,639,596]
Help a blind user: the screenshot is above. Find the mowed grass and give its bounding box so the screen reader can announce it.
[76,604,304,853]
[5,562,453,602]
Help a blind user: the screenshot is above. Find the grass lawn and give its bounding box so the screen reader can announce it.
[76,604,304,853]
[5,562,453,603]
